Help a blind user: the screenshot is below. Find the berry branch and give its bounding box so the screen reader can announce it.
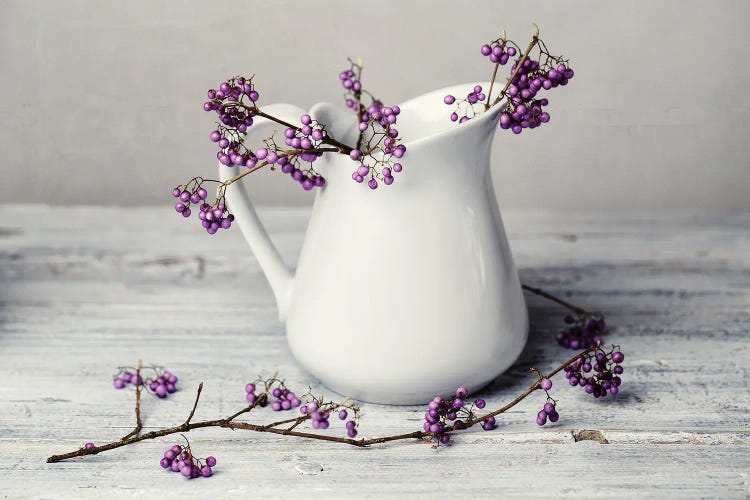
[46,341,623,463]
[120,360,143,441]
[174,24,573,232]
[445,24,573,133]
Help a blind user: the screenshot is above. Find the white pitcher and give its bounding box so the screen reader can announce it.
[219,82,528,404]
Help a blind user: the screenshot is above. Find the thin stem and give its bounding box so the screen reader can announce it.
[262,414,309,430]
[484,31,506,110]
[46,345,596,463]
[217,147,340,191]
[183,382,203,426]
[221,104,354,153]
[521,284,587,316]
[120,360,142,441]
[484,63,500,111]
[223,394,266,423]
[255,110,353,153]
[354,58,365,151]
[491,26,540,107]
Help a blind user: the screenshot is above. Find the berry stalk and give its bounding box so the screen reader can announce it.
[46,342,615,463]
[490,23,540,107]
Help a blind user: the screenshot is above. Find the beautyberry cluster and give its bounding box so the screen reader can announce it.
[271,386,302,411]
[299,402,331,430]
[537,400,559,426]
[480,40,517,65]
[423,387,495,445]
[113,365,178,399]
[443,85,486,123]
[160,442,216,479]
[204,76,260,169]
[277,114,329,190]
[147,370,179,399]
[340,60,406,189]
[445,31,574,135]
[564,346,624,398]
[534,376,560,426]
[112,370,142,389]
[171,178,234,234]
[556,313,607,349]
[498,45,573,134]
[244,377,361,437]
[206,76,329,191]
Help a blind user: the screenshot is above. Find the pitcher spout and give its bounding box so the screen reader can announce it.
[396,82,502,155]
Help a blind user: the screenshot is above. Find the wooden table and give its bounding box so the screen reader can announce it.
[1,205,748,498]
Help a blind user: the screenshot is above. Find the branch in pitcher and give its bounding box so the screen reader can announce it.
[173,70,411,235]
[444,24,574,134]
[46,344,625,465]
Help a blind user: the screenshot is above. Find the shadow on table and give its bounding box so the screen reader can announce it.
[480,303,579,396]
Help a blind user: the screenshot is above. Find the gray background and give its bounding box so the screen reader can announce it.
[1,0,748,210]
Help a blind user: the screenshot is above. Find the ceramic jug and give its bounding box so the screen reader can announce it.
[219,82,528,404]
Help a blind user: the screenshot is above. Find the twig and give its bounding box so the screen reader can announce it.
[491,25,541,107]
[46,344,596,463]
[484,30,506,110]
[522,284,587,316]
[183,382,203,426]
[120,360,143,441]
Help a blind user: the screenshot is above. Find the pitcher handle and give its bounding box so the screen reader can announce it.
[218,103,306,322]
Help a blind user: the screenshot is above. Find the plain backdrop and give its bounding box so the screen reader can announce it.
[1,0,748,210]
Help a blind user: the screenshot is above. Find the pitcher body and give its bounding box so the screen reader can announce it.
[221,83,528,404]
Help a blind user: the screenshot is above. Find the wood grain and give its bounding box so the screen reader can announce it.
[0,205,748,498]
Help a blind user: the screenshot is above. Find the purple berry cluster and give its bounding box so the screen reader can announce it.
[299,402,332,430]
[171,179,234,234]
[113,370,142,389]
[537,401,559,426]
[204,76,260,169]
[339,67,362,94]
[148,370,178,399]
[535,377,560,426]
[245,377,361,437]
[564,346,624,398]
[555,313,606,349]
[443,85,486,123]
[270,386,302,411]
[113,365,178,399]
[340,60,406,189]
[160,442,216,479]
[278,114,328,190]
[480,40,517,65]
[444,32,574,135]
[423,387,495,445]
[498,50,573,134]
[205,76,329,191]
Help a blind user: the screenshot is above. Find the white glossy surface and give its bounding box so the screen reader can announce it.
[221,84,528,403]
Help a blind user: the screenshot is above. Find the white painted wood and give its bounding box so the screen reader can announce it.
[1,205,749,498]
